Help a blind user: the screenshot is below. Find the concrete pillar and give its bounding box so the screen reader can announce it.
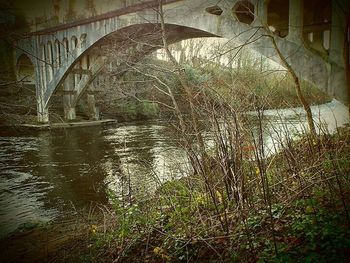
[63,74,76,121]
[36,57,49,123]
[47,42,53,82]
[87,93,99,120]
[37,99,49,123]
[288,0,303,43]
[329,0,347,103]
[255,0,267,26]
[36,86,49,123]
[40,46,47,90]
[330,0,345,66]
[63,101,76,120]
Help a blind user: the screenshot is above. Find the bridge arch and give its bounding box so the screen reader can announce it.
[44,19,330,116]
[26,0,343,124]
[46,23,220,110]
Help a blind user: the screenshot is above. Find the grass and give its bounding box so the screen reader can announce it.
[67,123,350,263]
[70,55,346,262]
[0,52,343,263]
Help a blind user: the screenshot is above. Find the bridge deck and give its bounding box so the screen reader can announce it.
[29,0,182,36]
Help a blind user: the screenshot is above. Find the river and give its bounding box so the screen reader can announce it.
[0,99,348,238]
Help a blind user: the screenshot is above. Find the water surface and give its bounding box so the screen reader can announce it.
[0,99,348,238]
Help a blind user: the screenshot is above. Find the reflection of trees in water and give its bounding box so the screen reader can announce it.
[31,127,118,211]
[107,124,159,200]
[104,123,186,201]
[5,123,185,226]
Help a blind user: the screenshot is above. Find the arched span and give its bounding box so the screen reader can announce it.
[45,23,219,107]
[40,0,229,108]
[42,0,332,110]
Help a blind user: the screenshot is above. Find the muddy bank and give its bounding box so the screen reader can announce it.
[0,217,96,263]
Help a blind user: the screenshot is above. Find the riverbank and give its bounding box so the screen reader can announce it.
[81,128,350,262]
[87,127,350,262]
[2,126,349,263]
[0,215,99,263]
[2,119,118,131]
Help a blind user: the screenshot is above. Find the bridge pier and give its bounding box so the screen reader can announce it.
[63,97,76,120]
[63,74,77,121]
[35,59,49,123]
[329,0,347,102]
[255,1,266,25]
[37,101,49,123]
[87,93,99,120]
[287,0,303,43]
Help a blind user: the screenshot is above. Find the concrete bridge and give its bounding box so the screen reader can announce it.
[13,0,348,123]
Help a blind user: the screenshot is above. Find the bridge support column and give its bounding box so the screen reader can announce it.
[287,0,303,43]
[255,0,267,26]
[37,100,49,123]
[63,74,77,121]
[87,94,99,120]
[86,83,99,120]
[329,0,347,102]
[35,64,49,123]
[330,0,345,66]
[63,98,76,120]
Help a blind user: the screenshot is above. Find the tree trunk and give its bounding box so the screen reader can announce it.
[158,2,205,152]
[270,36,317,136]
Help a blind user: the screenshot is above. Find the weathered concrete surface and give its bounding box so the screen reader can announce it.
[12,0,349,123]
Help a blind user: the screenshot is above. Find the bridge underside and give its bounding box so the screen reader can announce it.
[55,24,217,121]
[14,0,348,123]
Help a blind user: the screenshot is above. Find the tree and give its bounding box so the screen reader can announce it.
[266,33,317,136]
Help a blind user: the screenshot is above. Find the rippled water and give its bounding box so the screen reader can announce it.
[0,100,348,238]
[0,121,187,238]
